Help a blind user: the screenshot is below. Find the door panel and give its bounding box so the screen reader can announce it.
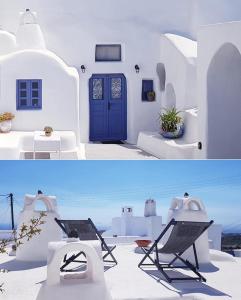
[89,76,108,141]
[89,74,127,141]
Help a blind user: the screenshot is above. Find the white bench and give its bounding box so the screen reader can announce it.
[0,131,78,159]
[137,131,198,159]
[137,108,200,159]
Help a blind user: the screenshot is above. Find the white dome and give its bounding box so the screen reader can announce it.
[16,9,46,50]
[0,29,16,55]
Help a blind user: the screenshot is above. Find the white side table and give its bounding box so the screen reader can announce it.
[33,131,61,160]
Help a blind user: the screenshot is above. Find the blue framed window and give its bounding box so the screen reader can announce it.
[142,80,154,101]
[17,79,42,110]
[95,44,122,62]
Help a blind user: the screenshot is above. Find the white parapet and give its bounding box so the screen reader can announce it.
[16,193,62,262]
[108,216,162,241]
[36,241,112,300]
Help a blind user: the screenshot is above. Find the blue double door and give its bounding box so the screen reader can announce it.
[89,74,127,141]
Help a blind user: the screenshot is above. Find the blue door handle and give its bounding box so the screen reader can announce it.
[108,102,111,110]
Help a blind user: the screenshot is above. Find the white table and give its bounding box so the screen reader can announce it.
[33,131,61,159]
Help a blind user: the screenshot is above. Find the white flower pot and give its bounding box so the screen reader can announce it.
[0,120,12,133]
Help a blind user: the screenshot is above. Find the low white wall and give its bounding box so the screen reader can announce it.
[197,21,241,159]
[115,216,147,236]
[0,50,80,143]
[107,215,162,240]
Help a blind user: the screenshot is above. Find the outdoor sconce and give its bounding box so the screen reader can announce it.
[135,64,140,73]
[81,65,86,73]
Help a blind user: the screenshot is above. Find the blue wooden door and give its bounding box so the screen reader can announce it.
[89,74,127,141]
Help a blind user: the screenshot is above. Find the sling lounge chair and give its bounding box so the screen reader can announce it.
[138,218,214,283]
[55,218,117,271]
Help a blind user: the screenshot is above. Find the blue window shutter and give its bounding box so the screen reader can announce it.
[16,79,42,110]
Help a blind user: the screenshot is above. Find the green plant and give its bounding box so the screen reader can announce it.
[0,212,46,293]
[147,91,156,101]
[0,113,15,123]
[159,107,183,133]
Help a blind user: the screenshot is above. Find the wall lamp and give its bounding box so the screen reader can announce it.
[80,65,86,73]
[135,64,140,73]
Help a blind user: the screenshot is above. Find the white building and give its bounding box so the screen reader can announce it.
[0,0,241,159]
[104,200,162,241]
[104,197,222,252]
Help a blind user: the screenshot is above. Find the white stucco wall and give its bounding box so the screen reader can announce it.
[0,50,80,140]
[0,30,16,55]
[108,215,162,240]
[0,0,195,144]
[1,1,241,144]
[191,0,241,39]
[160,34,197,110]
[197,21,241,159]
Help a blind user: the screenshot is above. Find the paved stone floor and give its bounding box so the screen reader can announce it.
[21,143,158,160]
[84,143,158,160]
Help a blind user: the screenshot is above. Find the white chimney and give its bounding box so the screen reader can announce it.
[144,199,157,217]
[16,9,46,50]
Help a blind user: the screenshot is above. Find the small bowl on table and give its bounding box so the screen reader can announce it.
[135,239,152,248]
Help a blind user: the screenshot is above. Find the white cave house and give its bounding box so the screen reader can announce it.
[0,1,241,159]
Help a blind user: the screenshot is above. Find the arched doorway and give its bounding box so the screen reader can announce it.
[207,43,241,158]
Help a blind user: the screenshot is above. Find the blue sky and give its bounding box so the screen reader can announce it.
[0,160,241,230]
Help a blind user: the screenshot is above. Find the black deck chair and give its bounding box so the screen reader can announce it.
[138,218,214,283]
[55,218,117,271]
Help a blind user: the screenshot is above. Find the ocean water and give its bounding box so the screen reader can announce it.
[0,224,16,230]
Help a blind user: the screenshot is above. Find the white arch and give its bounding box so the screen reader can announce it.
[23,194,57,213]
[207,43,241,158]
[47,242,104,286]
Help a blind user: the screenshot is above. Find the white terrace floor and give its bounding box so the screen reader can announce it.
[1,244,241,300]
[0,131,158,160]
[84,143,158,160]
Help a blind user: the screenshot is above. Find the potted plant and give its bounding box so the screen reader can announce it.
[0,112,15,133]
[159,107,184,139]
[147,91,156,102]
[44,126,53,137]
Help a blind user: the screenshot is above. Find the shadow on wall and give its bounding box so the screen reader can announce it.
[165,83,176,108]
[207,43,241,159]
[156,63,166,91]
